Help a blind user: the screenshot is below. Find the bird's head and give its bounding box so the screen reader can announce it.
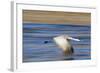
[55,35,80,42]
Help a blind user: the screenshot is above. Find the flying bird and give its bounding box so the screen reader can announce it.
[53,35,80,56]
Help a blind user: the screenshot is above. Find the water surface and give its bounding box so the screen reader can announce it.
[23,23,91,62]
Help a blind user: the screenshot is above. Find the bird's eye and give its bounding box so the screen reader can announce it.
[66,39,70,41]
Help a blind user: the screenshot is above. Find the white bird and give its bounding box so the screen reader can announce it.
[53,35,80,56]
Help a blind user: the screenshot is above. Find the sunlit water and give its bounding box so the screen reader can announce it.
[23,23,91,62]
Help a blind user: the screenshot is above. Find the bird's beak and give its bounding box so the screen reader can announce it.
[68,37,80,41]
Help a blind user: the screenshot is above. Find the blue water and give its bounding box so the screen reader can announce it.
[23,23,91,62]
